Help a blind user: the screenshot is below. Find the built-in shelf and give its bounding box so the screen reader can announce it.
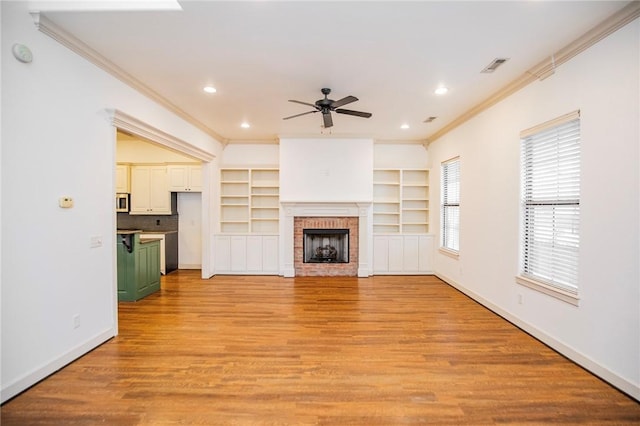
[220,168,279,234]
[373,169,429,234]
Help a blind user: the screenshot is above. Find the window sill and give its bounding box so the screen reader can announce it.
[439,247,459,260]
[515,275,579,306]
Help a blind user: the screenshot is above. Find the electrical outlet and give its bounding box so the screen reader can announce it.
[518,294,524,305]
[73,314,80,329]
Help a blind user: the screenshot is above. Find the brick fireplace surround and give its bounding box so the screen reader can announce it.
[294,217,359,276]
[280,202,372,277]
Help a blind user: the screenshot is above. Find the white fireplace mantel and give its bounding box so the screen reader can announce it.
[280,202,373,277]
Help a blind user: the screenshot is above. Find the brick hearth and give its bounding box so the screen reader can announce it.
[294,217,359,276]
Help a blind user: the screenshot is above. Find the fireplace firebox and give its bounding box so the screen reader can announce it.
[303,229,349,263]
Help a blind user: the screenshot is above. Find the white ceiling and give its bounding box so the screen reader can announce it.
[39,1,630,143]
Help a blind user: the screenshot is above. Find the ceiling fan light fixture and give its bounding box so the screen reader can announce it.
[400,123,410,129]
[203,86,217,94]
[283,88,371,128]
[240,122,250,129]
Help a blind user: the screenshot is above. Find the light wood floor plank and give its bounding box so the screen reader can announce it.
[2,271,639,425]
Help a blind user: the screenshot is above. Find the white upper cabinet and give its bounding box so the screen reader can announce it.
[115,164,130,193]
[130,165,171,215]
[167,164,202,192]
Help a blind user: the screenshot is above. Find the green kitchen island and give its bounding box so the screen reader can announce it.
[117,230,161,301]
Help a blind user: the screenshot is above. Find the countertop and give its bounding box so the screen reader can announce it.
[140,238,163,244]
[117,229,143,235]
[117,229,177,235]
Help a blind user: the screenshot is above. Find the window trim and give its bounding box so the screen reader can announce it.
[440,156,460,254]
[516,110,581,305]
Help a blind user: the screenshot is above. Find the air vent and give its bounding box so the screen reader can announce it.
[423,116,437,123]
[481,58,509,73]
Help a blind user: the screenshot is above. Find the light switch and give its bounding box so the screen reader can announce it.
[90,236,103,248]
[59,197,74,208]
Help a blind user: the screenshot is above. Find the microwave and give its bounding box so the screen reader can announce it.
[116,193,129,212]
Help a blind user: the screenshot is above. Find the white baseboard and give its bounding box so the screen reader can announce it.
[1,327,115,403]
[435,273,640,402]
[178,263,201,270]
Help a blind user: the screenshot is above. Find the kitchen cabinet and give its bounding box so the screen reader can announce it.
[373,234,434,274]
[115,163,130,193]
[140,231,178,275]
[130,165,171,215]
[214,234,279,275]
[167,164,202,192]
[117,232,161,301]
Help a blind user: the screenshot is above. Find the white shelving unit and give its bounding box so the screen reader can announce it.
[373,169,429,234]
[220,168,279,234]
[401,169,429,234]
[373,169,401,234]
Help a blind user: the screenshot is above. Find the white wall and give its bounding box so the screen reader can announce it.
[117,135,200,163]
[428,20,639,399]
[373,143,428,169]
[1,2,221,402]
[280,138,373,202]
[178,192,202,268]
[221,143,279,167]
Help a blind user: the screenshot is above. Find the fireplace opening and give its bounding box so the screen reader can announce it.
[303,228,349,263]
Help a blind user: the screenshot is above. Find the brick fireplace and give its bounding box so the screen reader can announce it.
[280,202,372,277]
[294,217,359,276]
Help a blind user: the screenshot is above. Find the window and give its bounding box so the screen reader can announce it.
[518,111,581,304]
[441,157,460,253]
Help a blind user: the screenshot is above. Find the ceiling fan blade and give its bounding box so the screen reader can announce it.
[323,112,333,128]
[288,100,318,109]
[335,108,372,118]
[283,110,317,120]
[330,95,358,109]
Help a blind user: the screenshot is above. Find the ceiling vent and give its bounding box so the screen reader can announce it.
[481,58,509,73]
[423,116,437,123]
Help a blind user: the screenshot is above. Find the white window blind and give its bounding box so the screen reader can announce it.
[441,157,460,252]
[519,112,580,297]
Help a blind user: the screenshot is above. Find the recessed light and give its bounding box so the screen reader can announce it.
[240,122,250,129]
[434,86,448,95]
[400,124,410,129]
[203,86,217,94]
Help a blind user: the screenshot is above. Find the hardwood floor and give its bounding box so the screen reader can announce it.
[2,270,639,425]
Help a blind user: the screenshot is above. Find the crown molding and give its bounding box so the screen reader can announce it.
[30,12,228,145]
[107,109,215,162]
[426,1,640,145]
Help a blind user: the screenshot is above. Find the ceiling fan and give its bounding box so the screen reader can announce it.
[283,88,372,128]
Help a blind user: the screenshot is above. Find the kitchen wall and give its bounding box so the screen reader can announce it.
[178,192,202,269]
[1,1,221,402]
[427,19,639,399]
[116,134,201,261]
